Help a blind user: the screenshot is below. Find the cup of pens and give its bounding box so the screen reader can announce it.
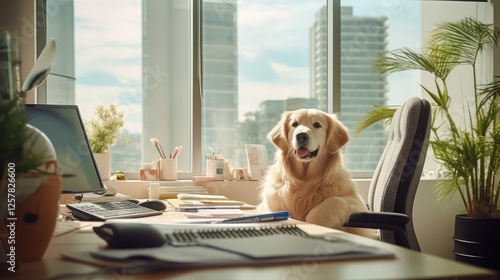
[159,158,177,181]
[150,138,181,181]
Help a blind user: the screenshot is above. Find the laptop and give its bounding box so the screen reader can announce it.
[24,104,163,220]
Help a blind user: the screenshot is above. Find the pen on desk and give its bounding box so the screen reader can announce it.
[213,211,290,224]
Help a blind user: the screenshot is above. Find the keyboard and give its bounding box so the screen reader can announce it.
[66,200,164,221]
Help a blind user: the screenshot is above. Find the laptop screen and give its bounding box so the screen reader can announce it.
[24,104,105,194]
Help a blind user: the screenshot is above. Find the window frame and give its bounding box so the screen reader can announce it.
[37,0,496,180]
[33,0,383,180]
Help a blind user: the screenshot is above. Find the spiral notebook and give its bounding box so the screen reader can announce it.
[83,224,394,269]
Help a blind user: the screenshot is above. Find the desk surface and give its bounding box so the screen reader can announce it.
[8,211,499,280]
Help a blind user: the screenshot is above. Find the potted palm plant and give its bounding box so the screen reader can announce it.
[357,17,500,270]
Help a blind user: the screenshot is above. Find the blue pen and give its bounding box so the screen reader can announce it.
[213,211,290,224]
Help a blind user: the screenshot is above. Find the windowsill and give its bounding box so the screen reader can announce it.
[104,179,264,205]
[104,177,440,206]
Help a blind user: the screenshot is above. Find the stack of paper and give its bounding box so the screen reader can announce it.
[179,209,246,221]
[76,193,131,203]
[166,193,256,211]
[149,185,209,199]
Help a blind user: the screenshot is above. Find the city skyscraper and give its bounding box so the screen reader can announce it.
[202,1,239,165]
[310,6,388,171]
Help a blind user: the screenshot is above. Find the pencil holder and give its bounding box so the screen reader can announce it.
[159,158,177,181]
[206,159,224,181]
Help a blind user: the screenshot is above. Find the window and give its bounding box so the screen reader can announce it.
[41,0,493,178]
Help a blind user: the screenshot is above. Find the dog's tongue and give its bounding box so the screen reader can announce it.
[297,147,310,158]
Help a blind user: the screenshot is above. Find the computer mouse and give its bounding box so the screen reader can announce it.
[137,199,167,211]
[102,184,118,196]
[94,184,117,196]
[93,223,167,248]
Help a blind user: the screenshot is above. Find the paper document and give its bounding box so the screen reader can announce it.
[182,209,246,219]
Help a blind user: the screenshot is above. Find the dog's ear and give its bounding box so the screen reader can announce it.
[267,111,292,151]
[326,113,349,154]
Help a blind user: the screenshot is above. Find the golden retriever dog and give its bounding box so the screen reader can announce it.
[259,109,375,238]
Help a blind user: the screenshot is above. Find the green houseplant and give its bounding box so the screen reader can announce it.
[0,97,63,264]
[84,104,127,180]
[0,98,45,176]
[357,17,500,269]
[1,35,62,265]
[85,104,126,154]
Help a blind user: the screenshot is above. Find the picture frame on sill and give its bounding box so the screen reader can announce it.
[245,144,268,180]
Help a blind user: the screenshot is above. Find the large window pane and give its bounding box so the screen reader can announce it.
[200,0,421,172]
[339,1,421,171]
[46,0,193,177]
[201,0,328,168]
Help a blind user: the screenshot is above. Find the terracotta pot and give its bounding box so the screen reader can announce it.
[14,174,62,262]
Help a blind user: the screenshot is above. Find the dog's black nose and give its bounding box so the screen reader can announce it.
[296,132,309,144]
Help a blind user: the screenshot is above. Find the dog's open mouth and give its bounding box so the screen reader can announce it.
[296,147,319,159]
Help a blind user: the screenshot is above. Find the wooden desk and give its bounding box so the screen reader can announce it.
[8,212,499,280]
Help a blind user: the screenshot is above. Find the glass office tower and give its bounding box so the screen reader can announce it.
[202,1,239,166]
[310,6,388,171]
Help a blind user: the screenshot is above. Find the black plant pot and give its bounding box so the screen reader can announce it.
[453,214,500,272]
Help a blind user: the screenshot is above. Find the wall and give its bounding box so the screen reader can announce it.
[0,0,37,103]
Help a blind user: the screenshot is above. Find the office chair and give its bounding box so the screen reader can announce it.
[345,97,431,251]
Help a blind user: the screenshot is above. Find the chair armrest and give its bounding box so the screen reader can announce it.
[346,212,409,229]
[344,212,411,249]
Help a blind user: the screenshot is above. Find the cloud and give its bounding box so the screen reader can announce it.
[74,0,141,47]
[74,0,141,79]
[238,0,325,54]
[269,61,308,83]
[241,45,260,60]
[75,84,142,133]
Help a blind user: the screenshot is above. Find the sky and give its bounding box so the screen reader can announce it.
[73,0,421,133]
[237,0,421,115]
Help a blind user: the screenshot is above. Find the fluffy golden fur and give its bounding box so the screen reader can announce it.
[259,109,375,238]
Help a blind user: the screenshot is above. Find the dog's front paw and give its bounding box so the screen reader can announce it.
[305,210,345,229]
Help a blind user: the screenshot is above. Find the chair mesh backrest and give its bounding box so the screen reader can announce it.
[367,97,430,245]
[368,97,425,212]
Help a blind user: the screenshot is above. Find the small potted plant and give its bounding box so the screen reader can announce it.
[84,104,127,180]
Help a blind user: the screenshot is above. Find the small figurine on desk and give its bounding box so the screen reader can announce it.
[110,171,127,180]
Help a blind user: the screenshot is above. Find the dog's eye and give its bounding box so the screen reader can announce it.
[313,122,322,128]
[291,121,298,127]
